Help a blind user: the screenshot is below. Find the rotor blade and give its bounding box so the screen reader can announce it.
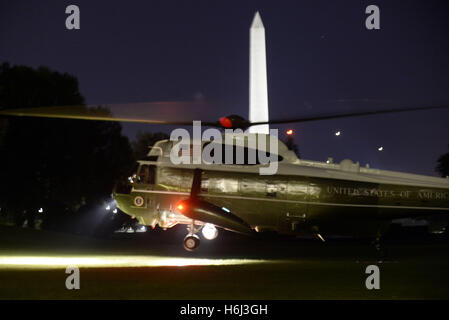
[0,102,220,127]
[250,105,449,126]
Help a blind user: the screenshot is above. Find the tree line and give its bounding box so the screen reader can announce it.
[0,62,167,235]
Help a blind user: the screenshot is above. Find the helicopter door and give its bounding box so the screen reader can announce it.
[284,177,309,233]
[133,164,157,211]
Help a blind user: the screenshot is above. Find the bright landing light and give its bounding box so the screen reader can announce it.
[335,131,341,136]
[0,255,264,269]
[202,223,218,240]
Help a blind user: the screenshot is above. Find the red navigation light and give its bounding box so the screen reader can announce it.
[286,129,294,136]
[219,117,233,128]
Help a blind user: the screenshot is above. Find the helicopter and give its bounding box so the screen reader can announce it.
[1,104,449,251]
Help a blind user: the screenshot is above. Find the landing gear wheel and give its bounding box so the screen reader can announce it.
[183,234,200,251]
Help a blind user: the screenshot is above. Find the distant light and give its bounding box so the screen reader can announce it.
[177,204,184,211]
[286,129,294,136]
[112,209,118,214]
[335,131,341,136]
[105,205,111,211]
[221,207,230,213]
[38,208,43,213]
[126,227,134,233]
[378,146,384,151]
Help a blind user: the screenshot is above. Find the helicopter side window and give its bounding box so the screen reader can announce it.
[137,165,156,184]
[203,143,283,165]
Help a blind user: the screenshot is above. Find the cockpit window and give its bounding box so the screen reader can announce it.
[114,163,139,194]
[137,165,156,184]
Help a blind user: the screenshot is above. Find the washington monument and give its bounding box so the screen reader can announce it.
[249,11,269,134]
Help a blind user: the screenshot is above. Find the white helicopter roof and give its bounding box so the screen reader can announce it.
[147,134,449,189]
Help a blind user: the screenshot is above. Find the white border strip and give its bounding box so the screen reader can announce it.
[132,189,449,211]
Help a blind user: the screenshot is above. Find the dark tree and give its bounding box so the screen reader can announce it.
[0,62,134,230]
[436,145,449,177]
[0,62,84,108]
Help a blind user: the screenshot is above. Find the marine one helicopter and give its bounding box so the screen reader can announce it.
[1,104,449,251]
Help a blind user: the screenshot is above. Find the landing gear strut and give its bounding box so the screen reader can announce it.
[183,220,202,251]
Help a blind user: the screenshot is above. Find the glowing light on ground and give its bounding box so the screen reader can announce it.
[0,255,266,269]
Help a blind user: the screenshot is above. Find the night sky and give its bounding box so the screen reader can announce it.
[1,0,448,176]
